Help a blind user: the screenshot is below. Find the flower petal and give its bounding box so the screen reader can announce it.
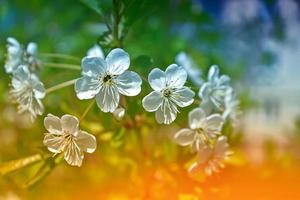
[218,75,230,86]
[214,136,229,157]
[171,87,195,107]
[165,64,187,88]
[31,74,46,99]
[76,131,97,153]
[75,76,101,100]
[87,44,104,58]
[43,133,64,153]
[12,65,30,82]
[142,91,163,112]
[64,142,84,167]
[106,48,130,75]
[174,128,195,146]
[26,42,38,56]
[95,85,120,112]
[198,82,211,101]
[61,114,79,134]
[81,56,106,77]
[116,71,142,96]
[206,114,224,133]
[208,65,219,82]
[148,68,166,91]
[44,114,62,134]
[189,108,206,129]
[155,100,178,124]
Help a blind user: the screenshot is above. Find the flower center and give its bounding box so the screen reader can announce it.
[195,128,211,145]
[101,74,114,84]
[163,88,172,98]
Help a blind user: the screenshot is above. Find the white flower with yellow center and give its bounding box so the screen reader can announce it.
[142,64,195,124]
[43,114,97,167]
[10,65,45,121]
[75,48,142,113]
[188,136,232,176]
[174,107,224,151]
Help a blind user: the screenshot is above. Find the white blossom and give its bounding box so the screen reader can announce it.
[188,136,232,176]
[25,42,41,71]
[222,88,241,127]
[174,107,224,151]
[86,44,104,58]
[4,37,41,73]
[199,65,232,112]
[43,114,97,167]
[75,48,142,113]
[4,37,23,73]
[142,64,195,124]
[10,65,45,121]
[175,52,203,86]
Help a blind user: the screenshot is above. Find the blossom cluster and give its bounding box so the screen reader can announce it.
[5,38,45,121]
[4,38,240,173]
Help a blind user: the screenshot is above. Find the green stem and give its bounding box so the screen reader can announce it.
[43,62,81,70]
[46,79,77,94]
[40,53,81,62]
[112,0,121,47]
[0,154,43,176]
[79,100,95,121]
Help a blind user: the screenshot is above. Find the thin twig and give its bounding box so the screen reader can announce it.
[79,100,95,121]
[46,79,77,94]
[40,53,81,62]
[43,62,81,70]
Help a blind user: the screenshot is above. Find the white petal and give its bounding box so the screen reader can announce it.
[75,76,101,99]
[12,65,30,82]
[218,75,230,86]
[165,64,187,88]
[26,42,38,56]
[214,136,229,157]
[64,142,84,167]
[208,65,219,82]
[76,131,97,153]
[199,100,214,116]
[198,82,211,101]
[7,37,20,47]
[87,44,104,58]
[142,91,163,112]
[155,100,178,124]
[148,68,166,91]
[61,115,79,134]
[106,48,130,75]
[81,56,107,77]
[43,133,64,153]
[188,108,206,129]
[197,146,213,164]
[116,71,142,96]
[31,74,46,99]
[174,128,195,146]
[206,114,224,133]
[95,85,120,113]
[171,87,195,107]
[44,114,62,134]
[30,98,44,121]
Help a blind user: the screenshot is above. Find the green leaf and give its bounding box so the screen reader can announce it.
[80,0,103,15]
[0,154,43,176]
